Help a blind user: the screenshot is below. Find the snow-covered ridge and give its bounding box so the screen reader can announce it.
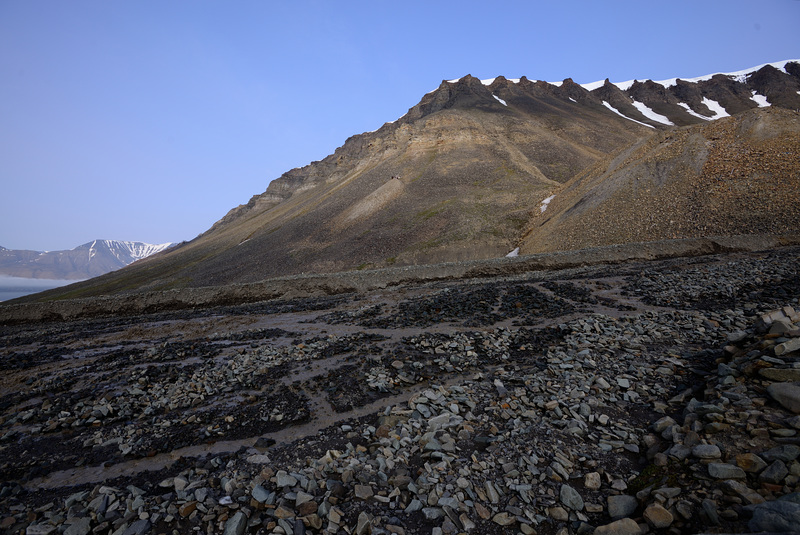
[86,240,173,263]
[446,59,798,92]
[437,60,797,130]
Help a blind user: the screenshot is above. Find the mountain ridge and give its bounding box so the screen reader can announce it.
[13,59,800,301]
[0,240,173,280]
[222,59,799,230]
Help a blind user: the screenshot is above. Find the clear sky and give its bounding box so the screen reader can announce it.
[1,0,798,251]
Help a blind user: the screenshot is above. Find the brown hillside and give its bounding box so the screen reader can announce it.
[520,107,800,253]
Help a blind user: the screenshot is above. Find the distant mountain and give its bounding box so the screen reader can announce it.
[0,240,173,280]
[16,59,800,300]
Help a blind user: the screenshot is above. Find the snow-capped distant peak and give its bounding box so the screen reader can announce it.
[81,239,173,263]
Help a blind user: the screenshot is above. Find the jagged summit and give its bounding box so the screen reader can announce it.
[437,60,800,129]
[447,59,797,92]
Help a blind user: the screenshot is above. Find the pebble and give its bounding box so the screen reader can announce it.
[643,503,673,528]
[607,495,638,519]
[708,462,747,479]
[560,484,584,511]
[593,518,641,535]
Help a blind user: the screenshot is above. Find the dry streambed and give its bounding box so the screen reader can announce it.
[2,247,800,535]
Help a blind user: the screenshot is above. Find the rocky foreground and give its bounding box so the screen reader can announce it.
[2,246,800,535]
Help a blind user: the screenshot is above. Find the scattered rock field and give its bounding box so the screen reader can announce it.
[2,246,800,535]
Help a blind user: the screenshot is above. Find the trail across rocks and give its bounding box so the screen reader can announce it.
[1,246,800,535]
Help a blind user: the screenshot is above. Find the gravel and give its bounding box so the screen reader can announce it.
[1,246,799,534]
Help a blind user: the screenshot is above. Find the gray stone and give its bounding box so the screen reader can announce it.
[749,500,800,533]
[608,495,638,519]
[64,491,89,509]
[356,511,372,535]
[222,512,247,535]
[584,471,601,490]
[652,416,676,433]
[251,484,270,503]
[708,462,746,479]
[295,491,314,506]
[702,499,720,526]
[668,444,691,460]
[776,338,800,356]
[771,319,795,334]
[762,445,800,462]
[492,512,516,526]
[64,519,92,535]
[644,503,673,528]
[759,460,789,485]
[484,481,500,504]
[560,484,583,511]
[720,479,766,505]
[760,368,800,382]
[275,470,298,488]
[404,499,423,513]
[26,525,57,535]
[173,476,188,491]
[354,484,374,500]
[122,520,151,535]
[422,507,443,520]
[692,444,721,459]
[593,518,641,535]
[767,383,800,414]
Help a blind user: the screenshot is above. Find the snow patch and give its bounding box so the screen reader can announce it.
[506,247,520,258]
[493,94,507,106]
[581,80,605,91]
[601,101,655,129]
[751,91,770,107]
[700,98,730,119]
[631,101,674,126]
[569,97,577,103]
[614,79,637,91]
[653,60,797,88]
[678,102,712,121]
[540,194,556,213]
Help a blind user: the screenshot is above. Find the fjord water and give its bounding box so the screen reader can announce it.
[0,276,77,302]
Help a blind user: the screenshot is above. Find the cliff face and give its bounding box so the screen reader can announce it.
[26,61,800,298]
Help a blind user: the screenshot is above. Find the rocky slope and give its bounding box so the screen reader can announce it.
[2,246,800,535]
[14,60,800,300]
[519,106,800,254]
[0,241,173,280]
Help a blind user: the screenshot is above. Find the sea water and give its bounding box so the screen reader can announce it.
[0,276,78,302]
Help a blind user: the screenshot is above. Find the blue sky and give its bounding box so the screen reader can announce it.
[1,1,798,251]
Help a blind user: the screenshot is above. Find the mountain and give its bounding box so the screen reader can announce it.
[17,60,800,300]
[0,240,173,280]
